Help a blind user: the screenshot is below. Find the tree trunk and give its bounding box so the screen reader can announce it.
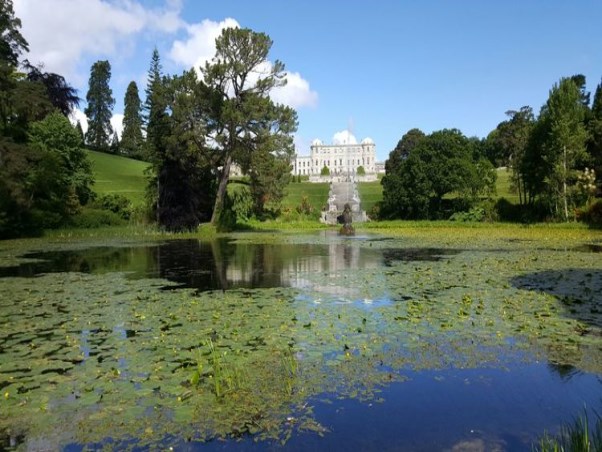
[211,154,232,225]
[563,145,569,222]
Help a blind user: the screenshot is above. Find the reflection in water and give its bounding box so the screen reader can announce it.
[0,240,388,293]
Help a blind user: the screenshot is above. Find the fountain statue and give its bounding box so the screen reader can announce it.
[337,203,355,236]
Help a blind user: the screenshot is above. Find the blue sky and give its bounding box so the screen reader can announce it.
[14,0,602,161]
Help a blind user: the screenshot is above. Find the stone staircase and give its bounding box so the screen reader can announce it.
[320,179,367,224]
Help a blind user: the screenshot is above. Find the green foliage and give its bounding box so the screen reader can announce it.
[148,71,217,231]
[24,62,80,116]
[295,195,315,216]
[588,78,602,187]
[576,199,602,227]
[201,27,298,225]
[449,207,486,222]
[248,143,292,218]
[0,0,28,66]
[1,111,97,235]
[143,48,164,161]
[385,128,425,175]
[381,128,496,219]
[84,60,115,152]
[120,81,144,159]
[320,165,330,176]
[29,111,94,205]
[67,207,126,228]
[92,194,133,220]
[523,77,589,221]
[227,182,254,223]
[356,165,365,176]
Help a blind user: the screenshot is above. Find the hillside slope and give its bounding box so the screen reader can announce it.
[87,150,150,206]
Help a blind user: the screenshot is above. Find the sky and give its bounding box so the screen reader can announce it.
[13,0,602,162]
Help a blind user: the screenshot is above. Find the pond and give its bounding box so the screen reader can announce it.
[0,230,601,450]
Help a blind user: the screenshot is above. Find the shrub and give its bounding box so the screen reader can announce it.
[92,194,133,220]
[449,207,486,222]
[368,202,381,221]
[576,199,602,226]
[68,208,126,228]
[356,166,365,176]
[296,196,315,216]
[320,166,330,176]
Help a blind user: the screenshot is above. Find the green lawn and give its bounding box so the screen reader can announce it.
[282,181,329,211]
[495,167,520,202]
[357,179,383,214]
[88,150,150,207]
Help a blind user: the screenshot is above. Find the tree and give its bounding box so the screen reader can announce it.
[24,62,79,116]
[84,60,114,152]
[121,81,144,158]
[146,70,216,230]
[588,78,602,186]
[385,128,425,175]
[75,121,85,145]
[487,107,535,204]
[28,111,94,209]
[201,27,298,225]
[248,141,293,217]
[526,77,588,220]
[143,47,163,158]
[0,0,28,66]
[381,129,496,219]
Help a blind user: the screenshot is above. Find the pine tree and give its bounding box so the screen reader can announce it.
[75,121,85,146]
[121,81,144,159]
[143,48,165,160]
[84,60,115,152]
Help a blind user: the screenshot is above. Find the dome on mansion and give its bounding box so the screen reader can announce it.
[361,137,374,144]
[311,138,323,146]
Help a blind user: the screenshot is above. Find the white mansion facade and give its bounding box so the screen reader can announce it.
[292,137,379,177]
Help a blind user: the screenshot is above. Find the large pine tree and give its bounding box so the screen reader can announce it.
[84,60,114,152]
[120,81,144,159]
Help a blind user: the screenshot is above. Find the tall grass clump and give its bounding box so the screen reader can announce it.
[534,409,602,452]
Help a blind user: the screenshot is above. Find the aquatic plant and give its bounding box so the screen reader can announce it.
[534,409,602,452]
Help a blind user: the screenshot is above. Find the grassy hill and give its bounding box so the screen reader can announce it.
[282,181,329,211]
[87,149,517,217]
[87,150,150,207]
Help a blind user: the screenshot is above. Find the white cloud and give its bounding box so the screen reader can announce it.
[272,71,318,109]
[69,108,88,134]
[169,17,240,71]
[14,0,184,80]
[68,109,123,139]
[170,22,317,110]
[111,114,125,139]
[333,130,357,145]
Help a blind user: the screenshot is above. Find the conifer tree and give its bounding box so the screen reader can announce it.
[84,60,115,152]
[121,81,144,158]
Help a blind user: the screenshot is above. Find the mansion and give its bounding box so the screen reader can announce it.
[292,137,383,177]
